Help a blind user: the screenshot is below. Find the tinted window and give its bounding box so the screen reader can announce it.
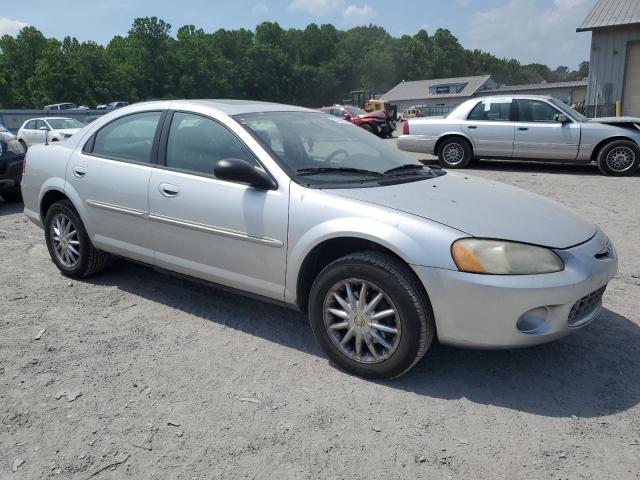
[92,111,162,163]
[34,120,45,129]
[165,112,257,177]
[25,120,36,130]
[518,100,561,123]
[468,100,512,121]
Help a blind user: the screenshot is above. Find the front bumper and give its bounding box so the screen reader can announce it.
[0,153,24,192]
[413,228,618,348]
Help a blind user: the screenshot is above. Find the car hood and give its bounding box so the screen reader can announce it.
[326,173,596,249]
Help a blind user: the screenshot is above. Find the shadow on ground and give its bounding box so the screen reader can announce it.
[89,259,640,419]
[0,200,23,216]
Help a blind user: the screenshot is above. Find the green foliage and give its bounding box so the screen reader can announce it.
[0,18,588,109]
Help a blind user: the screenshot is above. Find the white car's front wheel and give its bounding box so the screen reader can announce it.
[597,140,640,176]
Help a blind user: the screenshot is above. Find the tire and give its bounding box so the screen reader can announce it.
[44,200,108,278]
[308,251,435,379]
[361,123,375,134]
[0,188,22,203]
[437,137,473,168]
[596,139,640,176]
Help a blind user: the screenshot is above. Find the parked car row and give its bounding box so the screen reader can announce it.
[318,105,396,138]
[398,95,640,176]
[43,101,128,112]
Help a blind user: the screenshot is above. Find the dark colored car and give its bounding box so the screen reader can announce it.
[319,105,396,138]
[0,130,26,203]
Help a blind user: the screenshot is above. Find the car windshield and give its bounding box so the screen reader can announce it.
[344,106,366,116]
[548,98,587,122]
[236,111,442,186]
[46,118,84,130]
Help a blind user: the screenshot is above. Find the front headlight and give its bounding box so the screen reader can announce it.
[7,139,25,155]
[451,238,564,275]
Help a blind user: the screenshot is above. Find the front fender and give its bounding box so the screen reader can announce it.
[284,185,464,304]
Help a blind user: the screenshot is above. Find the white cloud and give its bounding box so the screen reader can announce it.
[288,0,345,16]
[342,4,376,24]
[469,0,597,69]
[0,17,28,36]
[251,2,269,15]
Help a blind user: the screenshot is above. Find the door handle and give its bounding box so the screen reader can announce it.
[159,183,180,198]
[518,127,529,131]
[72,166,87,178]
[467,125,478,129]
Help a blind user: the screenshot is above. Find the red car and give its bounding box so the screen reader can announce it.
[319,105,396,138]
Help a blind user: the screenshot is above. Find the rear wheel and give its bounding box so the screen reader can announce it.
[437,137,473,168]
[44,200,108,278]
[309,252,435,379]
[597,140,640,176]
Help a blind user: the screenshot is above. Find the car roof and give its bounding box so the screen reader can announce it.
[473,94,556,102]
[23,117,75,123]
[135,99,317,116]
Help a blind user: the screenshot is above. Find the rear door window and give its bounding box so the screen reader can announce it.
[91,111,162,164]
[468,100,513,121]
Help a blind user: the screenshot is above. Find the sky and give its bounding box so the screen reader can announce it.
[0,0,597,69]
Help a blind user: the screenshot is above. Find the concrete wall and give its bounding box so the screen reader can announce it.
[586,26,640,109]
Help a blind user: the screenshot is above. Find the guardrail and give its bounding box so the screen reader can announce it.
[0,110,107,133]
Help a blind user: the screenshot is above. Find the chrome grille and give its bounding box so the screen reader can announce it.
[568,286,606,327]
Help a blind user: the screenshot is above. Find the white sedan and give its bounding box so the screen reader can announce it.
[17,117,85,148]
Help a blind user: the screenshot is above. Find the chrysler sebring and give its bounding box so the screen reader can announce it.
[21,100,618,379]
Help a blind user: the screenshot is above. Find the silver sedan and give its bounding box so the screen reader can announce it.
[21,100,618,379]
[398,95,640,176]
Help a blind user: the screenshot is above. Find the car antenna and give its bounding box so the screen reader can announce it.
[42,117,49,146]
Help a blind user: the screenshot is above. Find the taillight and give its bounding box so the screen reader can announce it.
[402,121,409,135]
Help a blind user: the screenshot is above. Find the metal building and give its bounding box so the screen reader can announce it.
[578,0,640,117]
[381,75,496,116]
[475,80,588,106]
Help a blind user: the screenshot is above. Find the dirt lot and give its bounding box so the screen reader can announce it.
[1,151,639,479]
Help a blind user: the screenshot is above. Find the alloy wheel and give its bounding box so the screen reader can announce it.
[442,143,465,165]
[50,213,81,268]
[605,146,635,173]
[323,278,401,364]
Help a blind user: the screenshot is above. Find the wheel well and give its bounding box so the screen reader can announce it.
[296,237,413,313]
[40,190,69,221]
[590,136,638,162]
[435,135,473,157]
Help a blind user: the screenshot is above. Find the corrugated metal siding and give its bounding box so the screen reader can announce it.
[578,0,640,31]
[585,27,640,108]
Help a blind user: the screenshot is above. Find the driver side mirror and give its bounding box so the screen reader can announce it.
[214,158,276,190]
[39,125,49,131]
[555,114,570,123]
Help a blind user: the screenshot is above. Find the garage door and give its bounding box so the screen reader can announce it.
[623,42,640,116]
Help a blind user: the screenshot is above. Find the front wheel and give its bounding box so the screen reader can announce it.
[597,140,640,176]
[44,200,108,278]
[308,252,435,379]
[437,137,473,168]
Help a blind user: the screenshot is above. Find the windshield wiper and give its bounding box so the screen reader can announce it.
[384,164,425,175]
[295,167,383,177]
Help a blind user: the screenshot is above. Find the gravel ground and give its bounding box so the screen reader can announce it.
[1,149,639,479]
